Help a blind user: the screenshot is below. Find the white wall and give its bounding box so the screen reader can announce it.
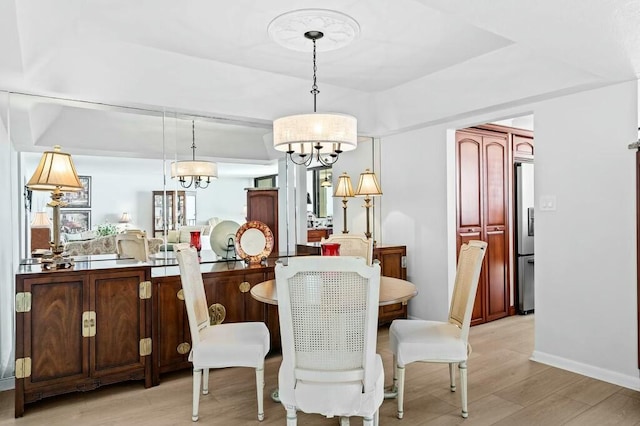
[377,80,639,390]
[532,81,639,388]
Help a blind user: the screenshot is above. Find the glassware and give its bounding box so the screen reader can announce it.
[190,230,202,252]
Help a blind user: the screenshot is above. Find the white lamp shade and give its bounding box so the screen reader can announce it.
[31,211,51,228]
[273,113,357,153]
[334,173,354,197]
[171,161,218,179]
[355,169,382,196]
[26,145,83,192]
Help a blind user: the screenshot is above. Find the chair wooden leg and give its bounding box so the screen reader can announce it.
[449,363,456,392]
[396,365,405,419]
[339,417,350,426]
[202,368,209,395]
[285,407,297,426]
[192,368,202,422]
[373,410,379,426]
[256,367,265,421]
[459,361,468,418]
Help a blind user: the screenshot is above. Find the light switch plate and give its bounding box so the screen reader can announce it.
[539,195,557,211]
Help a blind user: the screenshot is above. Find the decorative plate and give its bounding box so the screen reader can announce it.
[235,221,274,263]
[210,220,241,258]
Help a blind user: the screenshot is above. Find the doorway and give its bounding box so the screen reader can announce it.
[454,116,534,325]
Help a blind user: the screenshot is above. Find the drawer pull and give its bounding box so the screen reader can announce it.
[177,342,191,355]
[239,281,251,293]
[209,303,226,325]
[177,289,184,300]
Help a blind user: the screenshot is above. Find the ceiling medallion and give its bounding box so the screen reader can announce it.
[267,9,360,52]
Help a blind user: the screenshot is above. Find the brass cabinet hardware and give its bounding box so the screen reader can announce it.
[177,289,184,300]
[238,281,250,293]
[82,311,96,337]
[139,281,152,299]
[139,338,152,356]
[177,342,191,355]
[15,358,31,379]
[209,303,226,325]
[15,292,32,313]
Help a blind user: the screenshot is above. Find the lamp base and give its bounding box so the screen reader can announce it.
[40,253,74,270]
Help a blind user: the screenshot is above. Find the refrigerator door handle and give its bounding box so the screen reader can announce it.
[527,258,535,264]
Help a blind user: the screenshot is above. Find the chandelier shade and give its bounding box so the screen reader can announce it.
[170,120,218,189]
[273,113,357,155]
[271,27,358,166]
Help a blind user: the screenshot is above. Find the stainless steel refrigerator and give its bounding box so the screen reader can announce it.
[515,162,535,314]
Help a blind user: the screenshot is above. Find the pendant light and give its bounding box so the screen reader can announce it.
[171,120,218,189]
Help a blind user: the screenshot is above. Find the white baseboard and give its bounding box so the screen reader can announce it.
[0,376,14,392]
[531,350,640,391]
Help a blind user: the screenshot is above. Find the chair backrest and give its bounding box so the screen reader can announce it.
[276,256,381,392]
[115,232,150,261]
[448,240,488,343]
[320,234,374,265]
[175,243,209,348]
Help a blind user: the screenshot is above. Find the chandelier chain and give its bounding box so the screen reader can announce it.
[311,38,319,113]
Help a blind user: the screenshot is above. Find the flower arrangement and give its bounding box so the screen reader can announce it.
[96,223,118,237]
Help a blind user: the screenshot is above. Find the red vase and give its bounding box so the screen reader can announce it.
[190,230,202,252]
[321,243,341,256]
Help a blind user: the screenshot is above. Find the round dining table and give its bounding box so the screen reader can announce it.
[250,275,418,306]
[250,275,418,401]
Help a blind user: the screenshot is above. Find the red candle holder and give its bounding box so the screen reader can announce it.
[190,230,202,252]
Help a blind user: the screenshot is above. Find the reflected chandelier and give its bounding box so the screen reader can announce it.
[273,30,357,167]
[171,120,218,189]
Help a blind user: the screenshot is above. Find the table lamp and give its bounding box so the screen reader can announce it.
[26,145,83,269]
[333,172,354,234]
[355,169,382,239]
[30,211,52,252]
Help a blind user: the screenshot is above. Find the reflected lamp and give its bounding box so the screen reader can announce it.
[27,145,83,269]
[354,169,382,239]
[333,172,354,234]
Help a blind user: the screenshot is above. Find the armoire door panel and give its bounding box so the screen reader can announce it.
[486,229,508,320]
[457,135,483,229]
[483,137,507,227]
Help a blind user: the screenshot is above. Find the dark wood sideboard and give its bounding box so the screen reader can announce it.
[15,263,153,417]
[14,245,407,416]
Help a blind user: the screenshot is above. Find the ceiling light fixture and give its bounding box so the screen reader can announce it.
[171,120,218,189]
[272,26,358,167]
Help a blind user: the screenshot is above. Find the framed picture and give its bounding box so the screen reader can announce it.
[60,210,91,234]
[62,175,91,208]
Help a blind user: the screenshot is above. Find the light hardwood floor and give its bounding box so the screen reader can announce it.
[1,315,639,425]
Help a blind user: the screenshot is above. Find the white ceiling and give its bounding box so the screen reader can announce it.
[1,0,639,174]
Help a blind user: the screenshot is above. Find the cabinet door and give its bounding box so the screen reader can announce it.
[21,275,89,391]
[91,269,148,380]
[513,135,534,160]
[205,273,244,323]
[244,271,269,322]
[456,131,485,325]
[483,137,509,321]
[374,246,407,279]
[154,277,190,377]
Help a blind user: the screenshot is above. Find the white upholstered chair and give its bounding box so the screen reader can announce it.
[275,256,384,426]
[175,244,270,422]
[320,234,374,265]
[115,232,149,261]
[389,240,488,419]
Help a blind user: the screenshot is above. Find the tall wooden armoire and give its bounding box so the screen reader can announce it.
[246,188,279,256]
